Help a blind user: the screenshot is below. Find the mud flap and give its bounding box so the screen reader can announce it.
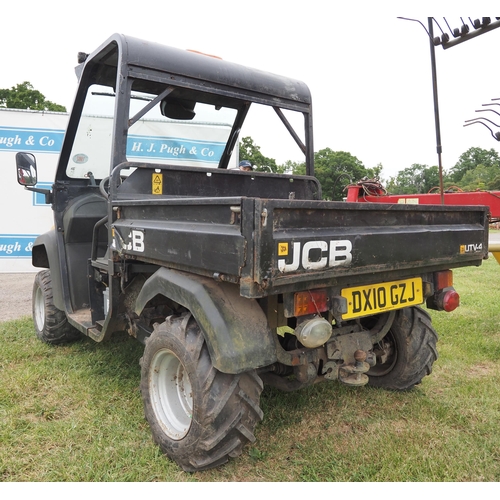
[134,267,277,374]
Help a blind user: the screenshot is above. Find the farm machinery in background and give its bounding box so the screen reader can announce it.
[345,177,500,263]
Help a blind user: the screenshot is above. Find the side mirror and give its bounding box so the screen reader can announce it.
[16,152,38,186]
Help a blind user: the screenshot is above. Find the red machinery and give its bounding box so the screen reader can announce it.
[345,178,500,224]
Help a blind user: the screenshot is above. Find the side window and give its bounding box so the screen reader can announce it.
[240,103,306,172]
[66,84,116,180]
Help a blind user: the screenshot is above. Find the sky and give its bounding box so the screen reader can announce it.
[1,1,499,181]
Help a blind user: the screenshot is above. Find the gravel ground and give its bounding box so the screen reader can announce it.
[0,273,36,322]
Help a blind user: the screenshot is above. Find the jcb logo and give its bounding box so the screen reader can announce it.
[278,240,352,273]
[125,230,145,252]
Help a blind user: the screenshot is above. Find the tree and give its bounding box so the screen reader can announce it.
[366,163,384,180]
[311,149,367,200]
[487,175,500,191]
[386,164,441,194]
[282,159,305,175]
[239,136,279,172]
[449,147,500,183]
[0,81,66,112]
[459,164,499,191]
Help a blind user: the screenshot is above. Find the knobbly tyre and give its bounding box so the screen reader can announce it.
[16,34,489,472]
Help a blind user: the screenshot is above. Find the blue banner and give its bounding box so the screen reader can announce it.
[0,126,64,153]
[127,135,224,164]
[1,127,225,161]
[0,235,37,258]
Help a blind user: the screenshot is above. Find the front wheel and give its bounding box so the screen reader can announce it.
[32,270,81,344]
[367,306,438,391]
[140,312,263,472]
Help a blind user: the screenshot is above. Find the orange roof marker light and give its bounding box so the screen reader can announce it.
[186,49,223,59]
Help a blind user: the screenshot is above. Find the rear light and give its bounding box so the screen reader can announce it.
[427,286,460,312]
[426,271,459,312]
[435,270,453,290]
[294,289,328,317]
[442,289,460,312]
[426,269,460,312]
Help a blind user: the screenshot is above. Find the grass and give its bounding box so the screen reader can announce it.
[2,258,500,481]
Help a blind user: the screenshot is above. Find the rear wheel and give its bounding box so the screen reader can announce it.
[32,270,81,344]
[140,312,263,472]
[367,306,438,391]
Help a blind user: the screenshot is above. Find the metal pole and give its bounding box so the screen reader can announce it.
[428,18,445,204]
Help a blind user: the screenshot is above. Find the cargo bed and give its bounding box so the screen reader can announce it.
[110,163,489,299]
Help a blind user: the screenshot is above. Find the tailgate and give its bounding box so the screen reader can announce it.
[242,198,489,297]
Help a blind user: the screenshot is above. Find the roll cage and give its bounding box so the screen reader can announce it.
[55,33,314,182]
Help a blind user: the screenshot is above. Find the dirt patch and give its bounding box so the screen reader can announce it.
[0,273,36,322]
[466,363,497,378]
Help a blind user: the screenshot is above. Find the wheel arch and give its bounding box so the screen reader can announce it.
[32,230,65,312]
[134,267,277,374]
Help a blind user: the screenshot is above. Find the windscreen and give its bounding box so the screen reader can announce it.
[127,91,238,168]
[66,84,239,179]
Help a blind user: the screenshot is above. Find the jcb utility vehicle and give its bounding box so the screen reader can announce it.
[16,34,489,471]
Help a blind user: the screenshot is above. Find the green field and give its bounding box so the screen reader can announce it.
[1,258,500,482]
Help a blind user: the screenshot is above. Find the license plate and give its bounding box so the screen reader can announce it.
[341,277,423,320]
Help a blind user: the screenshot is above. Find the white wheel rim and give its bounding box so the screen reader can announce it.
[34,284,45,332]
[149,348,193,440]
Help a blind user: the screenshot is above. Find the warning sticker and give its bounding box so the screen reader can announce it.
[152,173,163,195]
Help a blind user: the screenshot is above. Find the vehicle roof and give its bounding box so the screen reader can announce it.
[83,33,312,108]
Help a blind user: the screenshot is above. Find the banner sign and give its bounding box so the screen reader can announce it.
[127,135,225,164]
[0,235,37,258]
[0,126,65,153]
